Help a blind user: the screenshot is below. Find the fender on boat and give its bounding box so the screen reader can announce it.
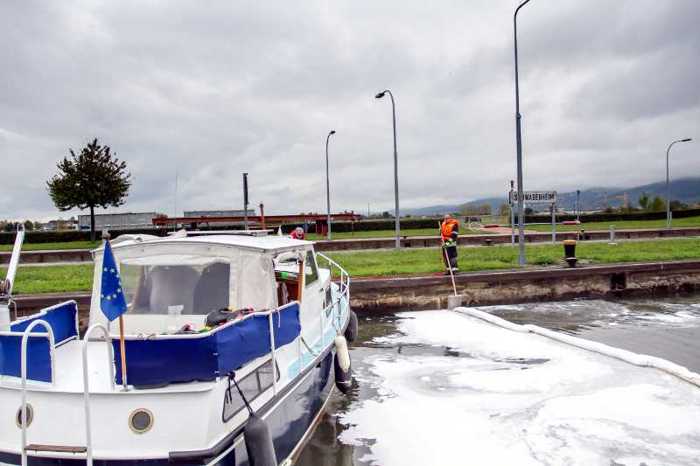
[244,413,277,466]
[334,335,352,394]
[344,309,359,343]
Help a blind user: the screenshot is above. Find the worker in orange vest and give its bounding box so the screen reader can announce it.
[440,214,459,272]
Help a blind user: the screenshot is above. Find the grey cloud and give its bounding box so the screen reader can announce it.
[0,0,698,221]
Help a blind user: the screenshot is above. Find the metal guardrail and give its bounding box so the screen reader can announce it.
[20,319,56,466]
[81,324,115,466]
[317,252,351,334]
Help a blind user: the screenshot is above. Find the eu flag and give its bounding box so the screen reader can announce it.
[100,240,127,322]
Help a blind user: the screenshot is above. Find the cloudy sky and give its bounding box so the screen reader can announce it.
[1,0,698,220]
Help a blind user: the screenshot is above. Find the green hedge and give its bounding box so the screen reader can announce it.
[0,228,169,245]
[281,218,443,234]
[524,208,700,224]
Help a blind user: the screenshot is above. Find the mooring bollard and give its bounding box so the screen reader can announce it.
[563,239,577,268]
[609,225,617,245]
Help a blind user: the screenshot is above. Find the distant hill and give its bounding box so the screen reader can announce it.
[402,204,462,216]
[430,177,700,214]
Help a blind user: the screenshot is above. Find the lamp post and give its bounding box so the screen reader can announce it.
[242,173,249,230]
[375,89,400,249]
[666,138,692,228]
[513,0,532,266]
[325,130,336,240]
[576,189,580,222]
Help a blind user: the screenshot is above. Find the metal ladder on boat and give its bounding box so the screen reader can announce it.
[19,322,114,466]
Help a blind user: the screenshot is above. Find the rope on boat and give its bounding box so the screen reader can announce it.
[300,336,320,356]
[228,372,254,415]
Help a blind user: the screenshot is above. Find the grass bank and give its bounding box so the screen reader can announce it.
[526,215,700,232]
[306,227,487,240]
[2,264,93,294]
[0,240,100,252]
[322,237,700,276]
[6,238,700,294]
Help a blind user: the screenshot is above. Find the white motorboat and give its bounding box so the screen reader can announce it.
[0,230,358,466]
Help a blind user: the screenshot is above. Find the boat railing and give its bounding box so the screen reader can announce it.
[20,319,56,466]
[81,324,115,466]
[316,252,351,334]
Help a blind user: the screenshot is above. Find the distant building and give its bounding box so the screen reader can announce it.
[183,209,255,217]
[43,218,78,231]
[78,212,163,231]
[179,209,257,229]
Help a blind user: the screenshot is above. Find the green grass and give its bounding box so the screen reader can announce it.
[6,237,700,294]
[2,264,93,294]
[306,227,488,240]
[0,241,100,252]
[526,215,700,232]
[323,237,700,277]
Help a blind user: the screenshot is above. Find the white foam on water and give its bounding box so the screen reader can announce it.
[339,311,700,466]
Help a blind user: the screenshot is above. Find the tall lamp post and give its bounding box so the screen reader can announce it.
[325,130,336,240]
[375,89,400,249]
[576,189,580,222]
[666,138,692,228]
[242,172,249,230]
[513,0,532,266]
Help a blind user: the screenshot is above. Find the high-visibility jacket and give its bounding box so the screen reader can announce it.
[441,219,459,243]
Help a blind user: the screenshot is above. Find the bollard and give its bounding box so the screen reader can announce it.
[563,239,577,268]
[609,225,617,245]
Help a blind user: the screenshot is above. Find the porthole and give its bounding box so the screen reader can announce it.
[15,404,34,428]
[128,409,154,434]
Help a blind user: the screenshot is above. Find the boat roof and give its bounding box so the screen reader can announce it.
[100,233,313,254]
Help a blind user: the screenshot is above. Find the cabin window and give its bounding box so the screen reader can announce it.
[304,251,319,287]
[222,360,279,422]
[121,261,230,315]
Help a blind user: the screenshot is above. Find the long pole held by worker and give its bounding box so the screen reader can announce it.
[100,233,129,390]
[438,221,458,297]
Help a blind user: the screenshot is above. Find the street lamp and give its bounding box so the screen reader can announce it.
[325,130,336,240]
[576,189,580,222]
[666,138,692,228]
[513,0,532,266]
[375,89,401,249]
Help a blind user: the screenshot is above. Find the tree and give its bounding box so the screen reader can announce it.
[47,139,131,240]
[638,193,650,211]
[650,196,666,212]
[670,200,688,211]
[498,203,511,217]
[461,203,492,216]
[23,220,34,231]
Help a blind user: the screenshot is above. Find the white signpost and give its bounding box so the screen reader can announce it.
[509,190,558,244]
[509,190,557,204]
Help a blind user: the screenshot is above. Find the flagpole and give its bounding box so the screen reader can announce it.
[118,314,128,390]
[102,231,129,391]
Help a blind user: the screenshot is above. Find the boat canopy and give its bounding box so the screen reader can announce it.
[88,235,311,334]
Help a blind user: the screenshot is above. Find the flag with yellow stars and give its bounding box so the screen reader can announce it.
[100,240,127,321]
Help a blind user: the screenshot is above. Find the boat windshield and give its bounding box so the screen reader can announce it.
[120,255,230,316]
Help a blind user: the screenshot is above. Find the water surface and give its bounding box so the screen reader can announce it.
[297,295,700,466]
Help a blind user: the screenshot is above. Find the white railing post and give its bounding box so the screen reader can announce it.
[268,311,278,395]
[20,319,55,466]
[82,324,115,466]
[316,252,351,334]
